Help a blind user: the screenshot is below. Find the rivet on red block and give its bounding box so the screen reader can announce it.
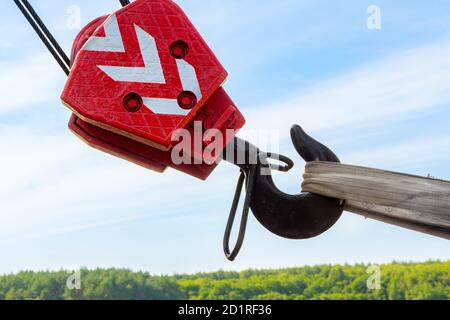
[177,91,197,110]
[170,40,189,59]
[123,92,143,112]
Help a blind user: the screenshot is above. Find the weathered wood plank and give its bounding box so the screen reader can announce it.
[302,161,450,239]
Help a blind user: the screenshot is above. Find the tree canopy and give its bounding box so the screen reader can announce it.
[0,261,448,300]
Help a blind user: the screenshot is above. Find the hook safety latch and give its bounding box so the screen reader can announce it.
[223,126,344,261]
[223,139,294,261]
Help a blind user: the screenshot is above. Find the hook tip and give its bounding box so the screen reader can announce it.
[290,124,340,163]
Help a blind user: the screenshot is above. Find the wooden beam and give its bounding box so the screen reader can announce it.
[302,161,450,239]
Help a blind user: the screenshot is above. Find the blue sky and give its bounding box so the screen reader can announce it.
[0,0,449,275]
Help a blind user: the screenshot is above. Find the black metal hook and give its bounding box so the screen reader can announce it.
[223,125,344,260]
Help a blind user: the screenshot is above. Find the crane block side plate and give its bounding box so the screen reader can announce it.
[69,114,219,180]
[62,0,228,151]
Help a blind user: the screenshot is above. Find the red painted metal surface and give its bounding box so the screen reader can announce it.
[69,114,220,180]
[62,0,245,179]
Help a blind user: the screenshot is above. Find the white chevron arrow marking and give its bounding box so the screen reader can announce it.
[176,59,202,100]
[142,98,187,116]
[142,59,203,116]
[97,25,165,84]
[82,14,202,115]
[83,14,125,53]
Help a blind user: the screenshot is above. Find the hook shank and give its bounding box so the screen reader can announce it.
[222,125,344,260]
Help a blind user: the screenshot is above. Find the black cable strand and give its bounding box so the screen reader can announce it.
[13,0,70,75]
[20,0,71,68]
[14,0,132,75]
[119,0,131,6]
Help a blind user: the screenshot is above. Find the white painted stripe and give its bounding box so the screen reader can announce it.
[176,60,202,100]
[143,97,189,116]
[81,16,204,115]
[97,25,166,84]
[83,14,125,53]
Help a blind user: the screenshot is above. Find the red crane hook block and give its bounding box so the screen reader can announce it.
[62,0,245,180]
[14,0,347,261]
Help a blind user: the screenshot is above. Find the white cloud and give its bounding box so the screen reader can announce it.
[0,123,237,240]
[0,42,15,49]
[1,34,450,272]
[343,135,450,171]
[243,39,450,137]
[0,54,63,114]
[3,39,450,238]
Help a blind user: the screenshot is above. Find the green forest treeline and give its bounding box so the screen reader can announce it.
[0,261,448,300]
